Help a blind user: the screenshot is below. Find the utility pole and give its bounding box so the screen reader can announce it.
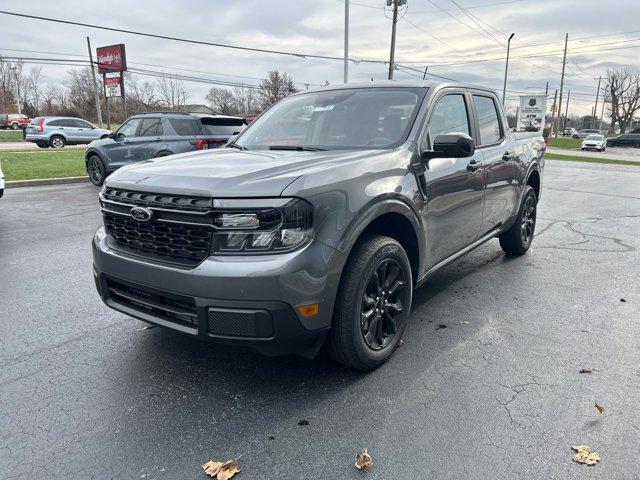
[343,0,349,83]
[549,89,558,135]
[545,81,549,96]
[502,32,515,104]
[10,66,21,115]
[87,37,103,128]
[599,99,606,133]
[591,76,601,129]
[388,0,399,80]
[563,90,570,132]
[554,33,568,138]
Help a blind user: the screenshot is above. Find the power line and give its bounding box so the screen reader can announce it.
[0,9,388,66]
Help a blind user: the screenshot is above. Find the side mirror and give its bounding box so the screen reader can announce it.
[108,132,118,139]
[421,133,475,160]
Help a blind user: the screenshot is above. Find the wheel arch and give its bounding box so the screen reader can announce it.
[337,198,424,285]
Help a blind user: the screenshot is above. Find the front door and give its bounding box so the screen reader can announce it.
[103,118,142,168]
[420,91,486,270]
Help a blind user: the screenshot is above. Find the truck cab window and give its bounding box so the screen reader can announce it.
[427,94,470,145]
[473,95,503,146]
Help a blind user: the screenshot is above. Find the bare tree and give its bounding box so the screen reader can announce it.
[67,67,97,119]
[603,68,640,134]
[28,66,43,113]
[233,85,258,115]
[258,70,296,110]
[126,74,160,113]
[155,74,188,109]
[205,87,237,114]
[0,57,17,112]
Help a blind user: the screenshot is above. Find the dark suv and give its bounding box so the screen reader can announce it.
[606,133,640,148]
[85,112,246,186]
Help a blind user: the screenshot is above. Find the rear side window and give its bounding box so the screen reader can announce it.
[138,118,163,137]
[47,120,64,127]
[427,94,470,143]
[200,117,246,135]
[168,118,202,136]
[473,95,503,146]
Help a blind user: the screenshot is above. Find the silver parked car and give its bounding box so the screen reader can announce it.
[25,116,112,148]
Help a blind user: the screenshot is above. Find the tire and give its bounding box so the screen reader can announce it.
[11,123,19,130]
[499,185,538,256]
[36,142,49,148]
[50,135,66,148]
[87,155,106,186]
[155,151,173,157]
[326,235,413,370]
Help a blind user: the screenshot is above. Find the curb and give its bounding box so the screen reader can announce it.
[6,176,89,188]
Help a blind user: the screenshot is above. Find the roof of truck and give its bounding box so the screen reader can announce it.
[303,80,498,95]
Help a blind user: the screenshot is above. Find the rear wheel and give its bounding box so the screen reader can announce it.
[327,235,412,370]
[36,141,49,148]
[499,185,537,256]
[11,123,19,130]
[50,135,65,148]
[87,155,106,186]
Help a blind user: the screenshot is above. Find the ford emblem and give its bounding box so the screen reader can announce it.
[130,206,153,222]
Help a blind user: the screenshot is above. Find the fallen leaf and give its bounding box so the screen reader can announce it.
[595,402,605,414]
[202,461,224,477]
[571,445,601,465]
[435,324,447,330]
[620,298,626,302]
[579,368,593,373]
[398,338,405,347]
[355,448,373,470]
[202,460,240,479]
[217,460,240,480]
[297,420,309,426]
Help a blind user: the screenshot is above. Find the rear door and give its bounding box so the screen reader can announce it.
[420,89,486,269]
[470,92,518,233]
[59,119,82,143]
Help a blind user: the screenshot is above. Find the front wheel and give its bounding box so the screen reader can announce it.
[327,235,412,370]
[499,185,537,256]
[50,135,65,148]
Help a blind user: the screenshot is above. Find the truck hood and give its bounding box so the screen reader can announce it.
[106,148,385,197]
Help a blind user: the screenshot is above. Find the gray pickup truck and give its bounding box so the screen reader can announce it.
[93,81,545,370]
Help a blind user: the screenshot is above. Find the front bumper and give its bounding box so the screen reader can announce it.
[92,226,346,357]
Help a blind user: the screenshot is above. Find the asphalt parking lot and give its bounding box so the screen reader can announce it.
[1,160,639,479]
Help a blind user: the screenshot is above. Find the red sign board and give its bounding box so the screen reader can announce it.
[96,44,127,74]
[104,76,122,97]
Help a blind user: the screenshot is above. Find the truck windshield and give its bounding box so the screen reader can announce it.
[235,87,427,150]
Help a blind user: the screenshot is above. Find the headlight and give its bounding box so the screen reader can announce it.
[211,198,313,254]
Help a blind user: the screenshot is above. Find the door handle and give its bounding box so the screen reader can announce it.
[466,159,482,172]
[502,151,516,161]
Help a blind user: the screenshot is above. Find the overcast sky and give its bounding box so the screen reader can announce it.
[1,0,638,116]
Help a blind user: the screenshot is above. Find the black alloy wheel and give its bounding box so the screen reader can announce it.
[520,194,536,247]
[360,258,406,350]
[87,156,106,186]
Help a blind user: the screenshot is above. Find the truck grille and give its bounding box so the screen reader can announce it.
[107,279,198,328]
[100,188,214,266]
[102,187,212,211]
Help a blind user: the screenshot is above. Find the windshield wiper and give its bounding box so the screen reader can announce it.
[267,145,327,151]
[226,142,247,150]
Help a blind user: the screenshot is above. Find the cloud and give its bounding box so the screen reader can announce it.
[0,0,638,115]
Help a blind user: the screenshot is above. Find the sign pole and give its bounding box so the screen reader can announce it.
[120,72,127,120]
[103,73,111,130]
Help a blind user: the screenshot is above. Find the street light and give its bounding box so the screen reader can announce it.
[502,33,515,104]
